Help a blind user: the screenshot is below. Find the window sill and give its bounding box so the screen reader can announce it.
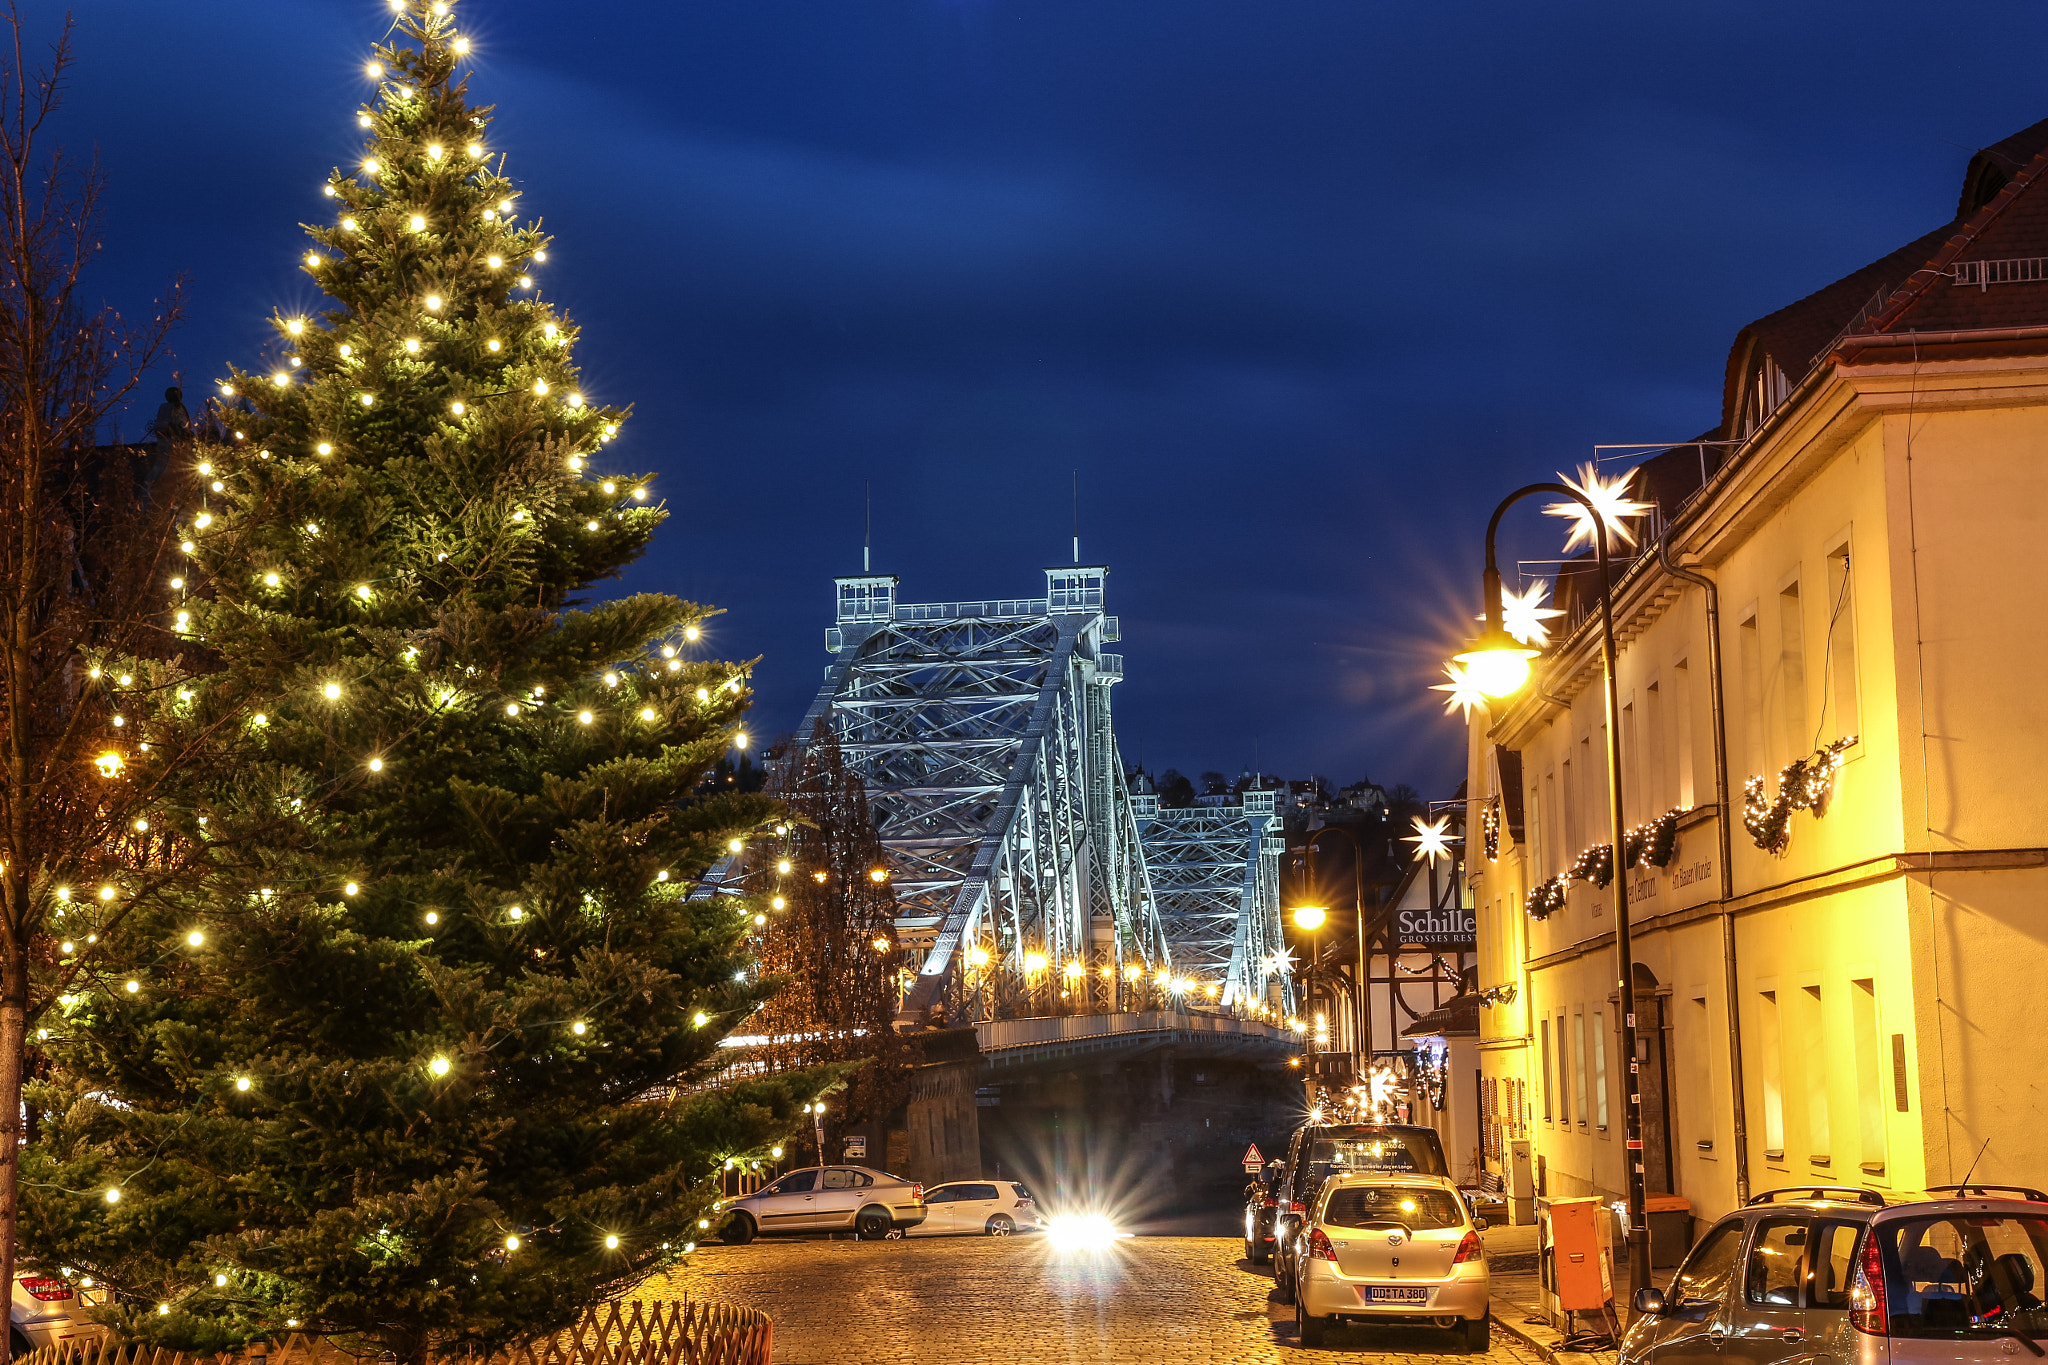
[1764,1149,1786,1162]
[1696,1140,1715,1152]
[1810,1156,1832,1168]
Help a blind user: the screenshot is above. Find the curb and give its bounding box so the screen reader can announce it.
[1487,1303,1620,1365]
[1489,1307,1563,1365]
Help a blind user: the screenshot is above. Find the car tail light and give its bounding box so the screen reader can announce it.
[1306,1228,1338,1261]
[1260,1196,1276,1209]
[911,1184,923,1203]
[1850,1231,1887,1334]
[19,1278,70,1302]
[1289,1201,1306,1215]
[1452,1231,1483,1264]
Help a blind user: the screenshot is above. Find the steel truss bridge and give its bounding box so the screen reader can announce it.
[795,567,1287,1025]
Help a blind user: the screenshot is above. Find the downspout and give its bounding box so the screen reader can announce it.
[1656,535,1749,1204]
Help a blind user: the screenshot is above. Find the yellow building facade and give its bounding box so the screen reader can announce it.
[1465,118,2048,1226]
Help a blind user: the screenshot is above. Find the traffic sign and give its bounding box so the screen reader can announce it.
[1241,1143,1265,1172]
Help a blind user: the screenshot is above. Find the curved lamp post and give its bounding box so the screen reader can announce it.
[1456,480,1651,1310]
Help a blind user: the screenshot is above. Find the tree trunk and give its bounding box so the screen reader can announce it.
[0,946,29,1364]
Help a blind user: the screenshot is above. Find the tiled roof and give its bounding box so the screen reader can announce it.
[1720,115,2048,433]
[1858,139,2048,338]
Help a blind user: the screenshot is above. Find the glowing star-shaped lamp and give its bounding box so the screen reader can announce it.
[1431,662,1489,717]
[1405,815,1457,864]
[1544,462,1653,554]
[1497,580,1565,647]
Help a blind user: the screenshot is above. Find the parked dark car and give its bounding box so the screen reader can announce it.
[1623,1184,2048,1365]
[1244,1162,1288,1263]
[1271,1122,1450,1304]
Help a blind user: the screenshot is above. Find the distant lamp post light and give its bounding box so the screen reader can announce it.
[1445,473,1653,1310]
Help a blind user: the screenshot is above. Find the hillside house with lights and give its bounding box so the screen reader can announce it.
[1464,113,2048,1235]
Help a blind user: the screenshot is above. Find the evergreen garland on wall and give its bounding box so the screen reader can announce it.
[1742,737,1856,854]
[1523,806,1686,920]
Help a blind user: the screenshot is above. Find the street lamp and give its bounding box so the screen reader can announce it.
[1455,478,1652,1309]
[1299,824,1372,1072]
[1292,903,1328,1085]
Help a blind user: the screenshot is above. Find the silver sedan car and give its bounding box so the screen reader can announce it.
[716,1165,926,1242]
[1292,1172,1491,1351]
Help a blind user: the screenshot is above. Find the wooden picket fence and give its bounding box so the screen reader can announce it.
[17,1298,770,1365]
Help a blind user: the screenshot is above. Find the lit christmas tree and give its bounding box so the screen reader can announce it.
[22,2,811,1357]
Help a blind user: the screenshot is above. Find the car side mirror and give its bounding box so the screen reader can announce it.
[1473,1215,1489,1231]
[1633,1287,1666,1317]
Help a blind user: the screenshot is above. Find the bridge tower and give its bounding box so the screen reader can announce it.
[1132,788,1291,1013]
[796,566,1166,1024]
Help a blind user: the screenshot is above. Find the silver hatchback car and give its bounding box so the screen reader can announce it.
[1292,1171,1491,1351]
[716,1165,926,1243]
[1625,1184,2048,1365]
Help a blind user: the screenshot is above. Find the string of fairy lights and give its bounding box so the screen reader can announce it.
[42,0,805,1295]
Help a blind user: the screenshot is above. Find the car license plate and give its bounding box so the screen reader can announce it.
[1365,1287,1429,1305]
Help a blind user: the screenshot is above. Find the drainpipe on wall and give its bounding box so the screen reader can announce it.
[1656,535,1749,1205]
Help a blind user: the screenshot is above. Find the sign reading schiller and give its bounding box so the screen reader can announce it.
[1396,907,1477,947]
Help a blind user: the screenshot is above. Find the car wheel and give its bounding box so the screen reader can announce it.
[718,1212,756,1246]
[11,1330,32,1360]
[986,1214,1016,1237]
[855,1208,893,1241]
[1274,1260,1296,1305]
[1462,1317,1491,1353]
[1296,1296,1327,1348]
[1247,1234,1270,1265]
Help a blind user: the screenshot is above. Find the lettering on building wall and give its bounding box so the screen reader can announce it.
[1397,907,1477,946]
[1669,860,1714,889]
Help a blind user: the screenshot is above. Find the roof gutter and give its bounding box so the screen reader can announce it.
[1835,323,2048,356]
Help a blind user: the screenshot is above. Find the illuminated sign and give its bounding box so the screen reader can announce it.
[1395,907,1477,946]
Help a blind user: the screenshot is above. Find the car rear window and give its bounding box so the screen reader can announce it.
[1323,1186,1465,1231]
[1877,1212,2048,1338]
[1306,1129,1447,1177]
[1011,1183,1035,1201]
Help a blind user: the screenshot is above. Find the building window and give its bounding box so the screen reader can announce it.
[1645,681,1665,815]
[1740,611,1764,778]
[1759,989,1786,1159]
[1779,580,1807,764]
[1825,544,1860,743]
[1593,1009,1609,1130]
[1540,1019,1554,1122]
[1673,658,1696,808]
[1691,996,1715,1151]
[1543,771,1558,876]
[1557,1013,1572,1125]
[1803,984,1831,1165]
[1562,758,1579,864]
[1853,979,1885,1174]
[1622,701,1638,824]
[1573,1011,1589,1126]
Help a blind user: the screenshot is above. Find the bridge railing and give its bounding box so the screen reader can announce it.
[975,1009,1297,1053]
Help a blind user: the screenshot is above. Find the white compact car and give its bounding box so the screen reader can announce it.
[1291,1172,1490,1351]
[716,1165,926,1243]
[908,1180,1040,1237]
[12,1269,108,1356]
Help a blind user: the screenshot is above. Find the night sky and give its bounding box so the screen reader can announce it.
[54,0,2048,796]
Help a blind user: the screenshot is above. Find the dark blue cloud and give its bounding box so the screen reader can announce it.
[51,0,2048,793]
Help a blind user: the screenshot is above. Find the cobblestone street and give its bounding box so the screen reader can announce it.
[640,1235,1549,1365]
